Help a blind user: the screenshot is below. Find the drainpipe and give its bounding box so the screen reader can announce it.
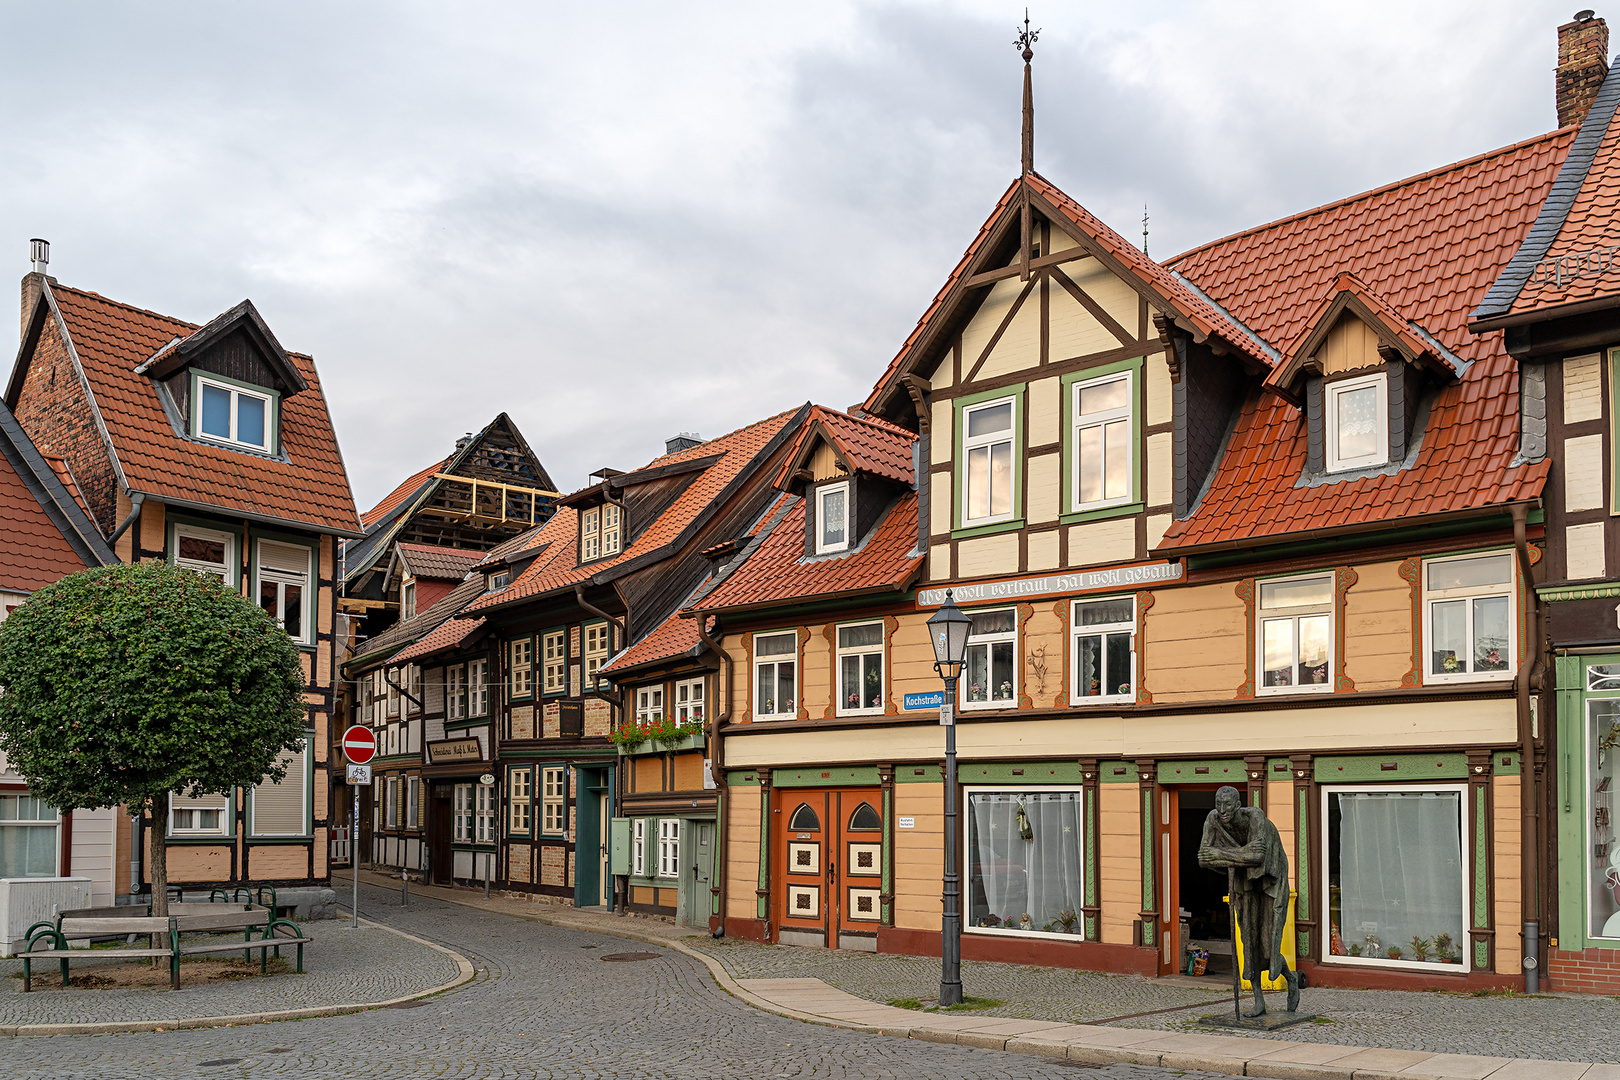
[106,491,144,553]
[692,612,732,937]
[573,583,625,641]
[1512,503,1543,991]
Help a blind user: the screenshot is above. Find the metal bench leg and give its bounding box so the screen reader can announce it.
[22,957,30,993]
[260,945,267,974]
[296,943,303,974]
[60,958,69,988]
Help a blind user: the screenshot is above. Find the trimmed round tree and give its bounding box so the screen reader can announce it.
[0,561,308,915]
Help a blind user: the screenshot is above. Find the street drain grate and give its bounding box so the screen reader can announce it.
[600,952,661,962]
[199,1060,242,1067]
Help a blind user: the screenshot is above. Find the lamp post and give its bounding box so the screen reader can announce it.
[927,590,971,1007]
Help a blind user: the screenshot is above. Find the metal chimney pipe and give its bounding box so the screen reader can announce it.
[29,239,48,274]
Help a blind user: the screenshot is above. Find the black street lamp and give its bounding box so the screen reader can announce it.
[927,590,971,1007]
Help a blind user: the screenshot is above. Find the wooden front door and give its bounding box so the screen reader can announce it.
[774,788,884,949]
[430,785,453,884]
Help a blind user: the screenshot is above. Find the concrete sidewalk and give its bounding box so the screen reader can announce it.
[338,871,1620,1080]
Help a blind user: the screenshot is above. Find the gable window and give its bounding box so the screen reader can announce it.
[658,819,680,878]
[1258,573,1334,693]
[453,784,474,842]
[507,767,532,835]
[636,685,664,723]
[584,623,611,688]
[541,767,566,835]
[195,374,273,453]
[962,397,1016,525]
[1424,552,1514,682]
[817,482,850,554]
[256,540,311,645]
[1325,372,1389,473]
[401,580,417,620]
[1072,371,1133,509]
[581,505,623,562]
[542,631,566,695]
[963,608,1017,709]
[1071,596,1135,703]
[674,677,705,722]
[753,631,797,718]
[468,658,489,717]
[836,621,884,716]
[510,638,533,699]
[174,525,233,583]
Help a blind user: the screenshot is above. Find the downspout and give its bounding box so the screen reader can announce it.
[1512,503,1544,991]
[106,491,144,552]
[573,582,626,641]
[575,581,627,911]
[692,612,733,937]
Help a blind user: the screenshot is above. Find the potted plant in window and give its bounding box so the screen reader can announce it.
[1408,936,1431,962]
[1056,909,1080,934]
[1386,945,1403,961]
[980,913,1002,928]
[1435,933,1458,963]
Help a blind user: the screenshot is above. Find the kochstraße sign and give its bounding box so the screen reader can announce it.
[916,562,1183,608]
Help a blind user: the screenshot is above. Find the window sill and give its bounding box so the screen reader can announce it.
[1423,672,1513,686]
[166,835,234,844]
[1255,686,1335,697]
[1321,954,1468,974]
[967,924,1088,942]
[952,518,1024,541]
[1070,695,1134,707]
[246,834,314,844]
[961,702,1018,712]
[1061,502,1143,526]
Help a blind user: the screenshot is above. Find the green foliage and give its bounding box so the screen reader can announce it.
[607,714,705,746]
[0,561,308,815]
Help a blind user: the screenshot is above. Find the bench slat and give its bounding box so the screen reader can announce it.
[173,917,268,933]
[25,949,172,959]
[179,941,282,955]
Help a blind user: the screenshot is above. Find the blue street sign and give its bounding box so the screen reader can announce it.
[903,691,946,711]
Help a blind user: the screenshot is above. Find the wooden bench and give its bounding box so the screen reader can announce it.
[21,916,177,992]
[171,909,313,985]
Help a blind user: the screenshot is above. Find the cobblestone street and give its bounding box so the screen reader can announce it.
[1,880,1227,1079]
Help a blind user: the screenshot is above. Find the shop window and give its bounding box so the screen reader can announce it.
[541,767,566,836]
[753,632,797,718]
[1071,370,1133,510]
[508,768,532,836]
[1324,787,1467,968]
[1424,552,1514,682]
[836,621,884,716]
[848,802,882,832]
[658,819,680,878]
[962,396,1016,525]
[963,608,1017,709]
[788,802,820,831]
[675,677,705,722]
[454,784,474,842]
[965,789,1086,937]
[0,795,58,877]
[1589,696,1620,939]
[1071,596,1134,703]
[1257,573,1333,693]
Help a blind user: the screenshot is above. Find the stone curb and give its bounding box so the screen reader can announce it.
[0,916,476,1038]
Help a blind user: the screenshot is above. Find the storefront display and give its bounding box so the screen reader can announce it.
[1590,698,1620,940]
[965,788,1085,937]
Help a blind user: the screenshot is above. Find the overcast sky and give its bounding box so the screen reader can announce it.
[0,1,1586,509]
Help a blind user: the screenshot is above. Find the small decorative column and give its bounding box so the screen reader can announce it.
[1080,757,1100,941]
[1136,758,1158,951]
[1290,754,1315,960]
[1467,749,1495,973]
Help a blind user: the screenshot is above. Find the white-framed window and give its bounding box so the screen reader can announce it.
[508,768,532,835]
[542,631,566,694]
[541,767,566,835]
[581,505,623,562]
[1586,691,1620,939]
[402,579,417,620]
[488,570,509,591]
[256,540,312,644]
[584,623,611,688]
[510,638,533,698]
[406,777,420,829]
[636,685,664,723]
[753,631,797,718]
[962,396,1016,525]
[385,776,399,829]
[1071,370,1133,510]
[386,667,401,717]
[675,677,705,722]
[453,784,473,842]
[1071,596,1135,703]
[1424,552,1514,682]
[171,805,226,835]
[817,482,850,554]
[602,504,621,556]
[408,665,422,710]
[173,524,234,583]
[1323,785,1468,971]
[446,664,466,721]
[476,784,496,844]
[195,373,273,452]
[468,658,489,717]
[632,818,647,876]
[964,787,1086,939]
[658,818,680,878]
[1325,372,1388,473]
[0,794,59,877]
[1258,573,1334,694]
[836,621,884,716]
[963,607,1017,709]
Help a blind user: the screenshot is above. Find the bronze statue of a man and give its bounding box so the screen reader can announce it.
[1196,785,1299,1016]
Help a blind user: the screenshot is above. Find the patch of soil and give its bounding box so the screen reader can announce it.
[13,956,290,991]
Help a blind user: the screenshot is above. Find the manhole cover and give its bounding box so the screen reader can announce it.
[199,1060,242,1068]
[600,952,661,962]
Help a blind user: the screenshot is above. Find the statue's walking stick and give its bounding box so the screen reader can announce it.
[1228,868,1241,1020]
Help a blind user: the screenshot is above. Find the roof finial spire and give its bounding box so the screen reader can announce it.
[1015,9,1039,175]
[1142,204,1149,256]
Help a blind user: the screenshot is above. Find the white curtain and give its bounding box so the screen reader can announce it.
[967,791,1084,931]
[1336,791,1464,960]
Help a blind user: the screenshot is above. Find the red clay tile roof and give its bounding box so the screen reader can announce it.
[600,609,711,675]
[43,285,362,535]
[775,406,915,489]
[0,440,96,594]
[395,542,481,581]
[691,493,923,613]
[1158,130,1574,551]
[390,616,487,664]
[362,456,447,530]
[40,454,92,521]
[467,409,802,612]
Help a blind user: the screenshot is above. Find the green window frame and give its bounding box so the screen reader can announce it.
[1061,356,1144,523]
[952,383,1026,538]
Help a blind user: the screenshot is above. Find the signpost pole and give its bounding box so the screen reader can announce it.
[351,783,360,929]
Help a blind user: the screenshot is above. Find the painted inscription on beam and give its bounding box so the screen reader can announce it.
[916,561,1183,607]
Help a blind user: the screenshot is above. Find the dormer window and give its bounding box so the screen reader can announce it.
[581,504,622,562]
[1324,372,1388,473]
[401,579,417,619]
[816,482,850,554]
[193,373,274,453]
[488,570,510,591]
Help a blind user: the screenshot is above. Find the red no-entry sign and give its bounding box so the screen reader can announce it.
[341,724,376,764]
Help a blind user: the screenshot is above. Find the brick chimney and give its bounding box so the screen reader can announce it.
[1558,10,1610,129]
[20,238,51,343]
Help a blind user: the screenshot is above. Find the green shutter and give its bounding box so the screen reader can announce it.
[609,817,631,876]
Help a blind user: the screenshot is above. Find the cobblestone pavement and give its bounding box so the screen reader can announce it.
[0,918,462,1026]
[691,937,1620,1063]
[3,880,1229,1079]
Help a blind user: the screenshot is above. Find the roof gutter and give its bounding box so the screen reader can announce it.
[1160,499,1542,559]
[149,490,365,539]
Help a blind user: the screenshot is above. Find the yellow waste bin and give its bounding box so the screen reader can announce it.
[1224,889,1297,992]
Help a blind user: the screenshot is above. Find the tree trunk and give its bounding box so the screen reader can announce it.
[149,799,169,917]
